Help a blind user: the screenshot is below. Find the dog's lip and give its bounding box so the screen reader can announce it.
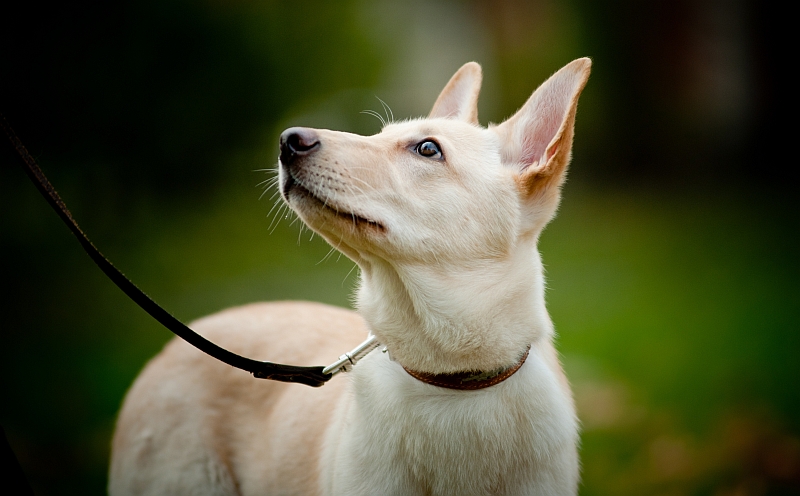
[283,170,385,232]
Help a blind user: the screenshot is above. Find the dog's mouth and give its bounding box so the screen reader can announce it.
[283,171,385,232]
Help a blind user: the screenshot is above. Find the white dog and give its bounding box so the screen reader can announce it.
[109,58,591,495]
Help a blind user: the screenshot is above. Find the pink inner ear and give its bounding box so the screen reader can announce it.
[519,109,563,169]
[519,136,540,170]
[438,93,464,119]
[547,143,559,161]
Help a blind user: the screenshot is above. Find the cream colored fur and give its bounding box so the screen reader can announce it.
[109,58,592,495]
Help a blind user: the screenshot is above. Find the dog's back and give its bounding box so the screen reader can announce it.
[109,302,364,495]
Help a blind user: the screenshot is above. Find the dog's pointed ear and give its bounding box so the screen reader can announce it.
[493,58,591,200]
[429,62,482,124]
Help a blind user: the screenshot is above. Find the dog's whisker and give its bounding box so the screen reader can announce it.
[266,209,282,233]
[287,215,302,228]
[266,199,284,221]
[261,175,280,185]
[265,196,286,220]
[329,235,347,263]
[376,96,394,124]
[268,203,291,234]
[264,190,281,204]
[340,182,366,199]
[341,173,377,194]
[360,109,386,128]
[258,179,279,192]
[317,246,337,265]
[368,109,386,126]
[259,183,280,201]
[342,262,358,287]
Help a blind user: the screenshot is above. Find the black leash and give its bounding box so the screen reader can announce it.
[1,114,332,387]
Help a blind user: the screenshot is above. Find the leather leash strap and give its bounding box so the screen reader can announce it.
[1,114,331,387]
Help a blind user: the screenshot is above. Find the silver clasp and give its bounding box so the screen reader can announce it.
[322,335,381,376]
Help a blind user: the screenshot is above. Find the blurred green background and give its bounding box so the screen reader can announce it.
[1,0,796,494]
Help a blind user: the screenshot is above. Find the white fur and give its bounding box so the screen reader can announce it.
[109,58,591,495]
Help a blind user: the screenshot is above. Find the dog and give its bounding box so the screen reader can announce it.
[109,58,591,495]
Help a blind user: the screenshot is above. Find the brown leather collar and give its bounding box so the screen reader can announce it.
[402,346,531,390]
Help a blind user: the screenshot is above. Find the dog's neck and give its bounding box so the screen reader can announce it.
[356,240,551,375]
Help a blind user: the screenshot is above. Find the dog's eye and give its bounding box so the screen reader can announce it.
[415,140,443,159]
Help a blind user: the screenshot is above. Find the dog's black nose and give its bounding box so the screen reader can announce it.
[279,127,320,166]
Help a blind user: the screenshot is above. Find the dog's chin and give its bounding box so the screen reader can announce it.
[282,174,385,234]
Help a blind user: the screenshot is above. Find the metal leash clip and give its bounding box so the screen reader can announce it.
[322,335,381,376]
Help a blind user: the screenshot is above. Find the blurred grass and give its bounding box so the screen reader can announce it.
[545,187,800,495]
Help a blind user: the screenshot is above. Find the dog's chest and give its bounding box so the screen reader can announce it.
[322,354,576,495]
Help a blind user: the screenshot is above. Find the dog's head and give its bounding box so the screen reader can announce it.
[279,59,591,373]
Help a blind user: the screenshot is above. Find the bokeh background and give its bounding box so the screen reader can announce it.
[1,0,796,494]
